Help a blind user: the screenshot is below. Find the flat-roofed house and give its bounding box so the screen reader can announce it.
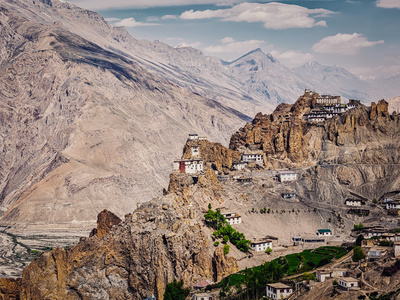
[316,269,346,282]
[222,213,241,225]
[278,171,297,182]
[250,240,273,252]
[266,283,293,299]
[338,277,359,290]
[317,229,332,237]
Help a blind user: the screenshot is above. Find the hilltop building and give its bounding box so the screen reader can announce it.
[316,269,346,282]
[241,152,264,165]
[338,277,359,290]
[191,146,200,158]
[188,133,199,141]
[173,159,203,174]
[345,199,362,206]
[316,94,341,105]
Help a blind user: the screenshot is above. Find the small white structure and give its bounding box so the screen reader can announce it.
[222,213,241,225]
[242,153,263,165]
[386,202,400,210]
[198,136,207,141]
[338,277,359,290]
[188,133,199,141]
[173,159,203,174]
[317,229,332,237]
[278,171,297,182]
[233,162,247,171]
[364,231,384,239]
[394,242,400,257]
[316,269,346,282]
[316,95,341,105]
[345,199,362,206]
[191,146,200,158]
[250,240,272,252]
[266,283,293,299]
[193,293,213,300]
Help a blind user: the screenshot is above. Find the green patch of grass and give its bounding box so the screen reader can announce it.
[29,249,41,255]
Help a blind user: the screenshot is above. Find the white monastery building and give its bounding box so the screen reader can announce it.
[173,159,203,174]
[250,240,272,252]
[222,213,242,225]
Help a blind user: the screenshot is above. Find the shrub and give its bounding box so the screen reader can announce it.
[224,244,230,255]
[164,279,190,300]
[352,246,365,262]
[214,241,220,247]
[223,235,229,244]
[266,247,272,254]
[379,240,394,247]
[354,223,364,230]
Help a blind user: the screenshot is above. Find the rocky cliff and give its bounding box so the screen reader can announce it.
[2,172,238,300]
[0,5,247,233]
[230,92,400,168]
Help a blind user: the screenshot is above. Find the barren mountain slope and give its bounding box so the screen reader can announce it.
[0,6,248,233]
[388,95,400,114]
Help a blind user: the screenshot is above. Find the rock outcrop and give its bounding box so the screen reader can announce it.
[0,173,238,300]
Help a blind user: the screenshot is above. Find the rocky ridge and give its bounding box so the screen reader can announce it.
[1,170,238,300]
[0,4,247,233]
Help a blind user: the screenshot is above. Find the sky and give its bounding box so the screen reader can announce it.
[67,0,400,78]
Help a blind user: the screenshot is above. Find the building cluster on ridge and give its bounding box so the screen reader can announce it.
[304,89,361,123]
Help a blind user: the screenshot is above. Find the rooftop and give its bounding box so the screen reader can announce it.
[340,277,358,283]
[267,282,291,289]
[193,279,213,288]
[318,229,331,233]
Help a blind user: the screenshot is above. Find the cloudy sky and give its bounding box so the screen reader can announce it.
[68,0,400,78]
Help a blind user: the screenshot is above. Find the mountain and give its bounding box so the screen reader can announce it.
[4,0,397,118]
[293,61,376,101]
[224,48,306,110]
[0,4,248,233]
[388,95,400,114]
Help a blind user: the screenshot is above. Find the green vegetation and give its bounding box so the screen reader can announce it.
[224,244,230,255]
[218,246,348,299]
[352,246,366,262]
[266,246,272,254]
[355,234,365,246]
[214,241,220,247]
[163,279,190,300]
[354,223,364,230]
[379,240,394,247]
[204,208,250,252]
[29,249,41,255]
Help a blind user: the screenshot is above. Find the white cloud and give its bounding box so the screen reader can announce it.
[162,15,178,20]
[177,41,202,49]
[113,17,159,27]
[312,33,384,55]
[180,2,333,29]
[376,0,400,8]
[270,50,314,68]
[203,37,265,59]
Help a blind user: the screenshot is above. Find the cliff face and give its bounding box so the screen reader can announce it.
[230,94,400,168]
[14,173,238,300]
[0,5,247,233]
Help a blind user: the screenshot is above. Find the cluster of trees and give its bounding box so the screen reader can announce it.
[352,246,366,262]
[220,260,284,299]
[205,206,250,252]
[353,223,364,230]
[163,279,189,300]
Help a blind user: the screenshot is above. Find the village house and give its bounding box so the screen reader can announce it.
[302,237,325,243]
[193,279,213,291]
[250,239,273,252]
[394,242,400,257]
[232,161,247,171]
[191,146,200,158]
[386,201,400,210]
[266,283,293,299]
[345,199,362,206]
[362,239,375,247]
[347,99,361,109]
[236,177,252,184]
[316,269,346,282]
[381,233,396,242]
[188,133,199,141]
[173,159,203,174]
[368,248,388,261]
[338,277,359,290]
[278,171,297,182]
[241,153,264,165]
[363,230,385,239]
[144,295,156,300]
[198,136,207,141]
[192,293,213,300]
[282,193,297,199]
[317,229,332,237]
[292,236,302,246]
[222,212,242,225]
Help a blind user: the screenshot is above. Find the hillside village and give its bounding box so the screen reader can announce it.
[166,90,400,300]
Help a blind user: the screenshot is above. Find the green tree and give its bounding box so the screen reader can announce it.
[266,246,272,254]
[352,246,365,262]
[164,279,190,300]
[208,203,212,210]
[224,244,230,255]
[223,235,229,244]
[355,234,364,247]
[354,223,364,230]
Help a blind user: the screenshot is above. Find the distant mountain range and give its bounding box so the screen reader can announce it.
[4,0,399,118]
